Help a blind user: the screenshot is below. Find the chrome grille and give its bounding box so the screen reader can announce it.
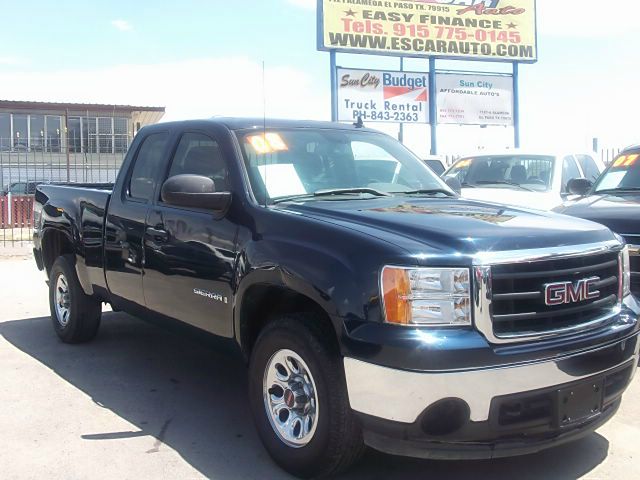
[630,253,640,297]
[621,238,640,296]
[488,252,620,338]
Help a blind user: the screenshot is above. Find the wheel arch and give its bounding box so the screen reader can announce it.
[235,275,340,361]
[41,227,94,296]
[41,228,75,278]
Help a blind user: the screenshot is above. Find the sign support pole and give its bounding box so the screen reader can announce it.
[330,50,338,122]
[429,57,437,155]
[513,61,520,148]
[398,57,404,143]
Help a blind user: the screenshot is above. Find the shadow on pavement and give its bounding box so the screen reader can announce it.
[0,313,610,479]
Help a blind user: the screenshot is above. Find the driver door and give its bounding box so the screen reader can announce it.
[143,131,238,337]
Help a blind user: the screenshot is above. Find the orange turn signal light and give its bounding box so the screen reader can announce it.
[381,267,411,325]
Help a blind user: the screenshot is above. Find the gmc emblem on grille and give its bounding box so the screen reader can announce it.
[544,277,601,306]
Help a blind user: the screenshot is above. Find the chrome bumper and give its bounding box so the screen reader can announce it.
[344,335,639,424]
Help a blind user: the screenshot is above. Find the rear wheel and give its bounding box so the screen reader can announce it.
[49,255,101,343]
[248,314,365,478]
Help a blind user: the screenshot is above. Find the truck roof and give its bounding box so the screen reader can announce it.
[151,117,383,134]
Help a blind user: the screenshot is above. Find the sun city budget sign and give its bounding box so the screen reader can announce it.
[318,0,538,62]
[337,68,429,123]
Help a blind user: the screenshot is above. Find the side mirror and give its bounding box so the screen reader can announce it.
[161,174,231,212]
[567,178,593,196]
[444,176,462,195]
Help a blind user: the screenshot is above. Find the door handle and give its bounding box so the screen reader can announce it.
[146,227,169,243]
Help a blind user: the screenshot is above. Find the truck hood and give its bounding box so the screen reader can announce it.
[278,197,616,258]
[460,188,561,211]
[555,193,640,237]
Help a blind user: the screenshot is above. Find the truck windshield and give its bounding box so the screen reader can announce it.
[444,155,555,192]
[594,151,640,193]
[238,128,451,203]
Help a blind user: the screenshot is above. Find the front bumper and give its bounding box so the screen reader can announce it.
[344,333,639,460]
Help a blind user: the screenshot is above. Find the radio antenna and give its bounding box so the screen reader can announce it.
[262,60,268,207]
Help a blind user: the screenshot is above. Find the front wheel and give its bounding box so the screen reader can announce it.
[248,314,365,478]
[49,255,101,343]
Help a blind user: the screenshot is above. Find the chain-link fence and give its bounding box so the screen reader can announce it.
[0,136,128,247]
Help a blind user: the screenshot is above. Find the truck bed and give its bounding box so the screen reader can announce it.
[34,183,114,295]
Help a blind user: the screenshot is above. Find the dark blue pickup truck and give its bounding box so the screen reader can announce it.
[33,119,639,478]
[556,145,640,298]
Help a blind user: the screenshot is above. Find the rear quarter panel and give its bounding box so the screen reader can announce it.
[36,184,112,297]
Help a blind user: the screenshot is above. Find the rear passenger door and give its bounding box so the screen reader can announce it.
[105,131,169,311]
[142,131,238,337]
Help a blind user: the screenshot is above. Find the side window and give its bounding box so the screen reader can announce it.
[165,133,230,193]
[562,156,582,192]
[129,133,169,200]
[576,154,600,182]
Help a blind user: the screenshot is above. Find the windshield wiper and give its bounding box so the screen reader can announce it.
[272,188,390,204]
[475,180,534,192]
[461,182,476,189]
[313,188,391,197]
[391,189,455,197]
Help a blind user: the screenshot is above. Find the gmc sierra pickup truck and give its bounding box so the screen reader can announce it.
[33,119,639,478]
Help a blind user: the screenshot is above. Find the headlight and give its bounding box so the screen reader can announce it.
[381,266,471,326]
[620,246,631,298]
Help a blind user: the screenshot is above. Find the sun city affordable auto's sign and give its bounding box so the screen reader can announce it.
[337,68,429,123]
[437,73,513,125]
[318,0,537,62]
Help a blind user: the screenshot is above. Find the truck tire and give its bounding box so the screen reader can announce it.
[49,255,101,343]
[248,313,365,478]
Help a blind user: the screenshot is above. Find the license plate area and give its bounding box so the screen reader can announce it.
[556,380,604,427]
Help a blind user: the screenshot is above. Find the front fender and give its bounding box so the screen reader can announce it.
[232,245,365,349]
[232,229,409,354]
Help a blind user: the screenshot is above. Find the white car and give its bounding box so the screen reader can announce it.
[443,151,606,211]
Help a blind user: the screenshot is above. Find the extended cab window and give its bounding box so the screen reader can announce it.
[129,133,169,200]
[165,133,229,193]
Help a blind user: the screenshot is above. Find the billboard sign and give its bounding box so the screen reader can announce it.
[436,73,513,125]
[336,68,429,123]
[318,0,537,63]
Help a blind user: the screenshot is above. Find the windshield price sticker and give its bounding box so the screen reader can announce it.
[319,0,537,63]
[337,68,429,123]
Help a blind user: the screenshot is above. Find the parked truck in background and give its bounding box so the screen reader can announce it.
[555,145,640,297]
[33,119,639,478]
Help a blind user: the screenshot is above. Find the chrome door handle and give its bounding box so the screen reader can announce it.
[145,227,168,242]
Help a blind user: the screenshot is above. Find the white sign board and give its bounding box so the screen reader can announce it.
[337,68,429,124]
[436,74,514,126]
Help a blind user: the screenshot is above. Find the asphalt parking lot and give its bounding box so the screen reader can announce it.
[0,255,638,480]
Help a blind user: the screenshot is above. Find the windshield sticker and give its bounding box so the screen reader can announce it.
[258,163,307,198]
[247,133,289,154]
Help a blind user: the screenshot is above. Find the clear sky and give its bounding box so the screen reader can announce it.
[1,0,639,157]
